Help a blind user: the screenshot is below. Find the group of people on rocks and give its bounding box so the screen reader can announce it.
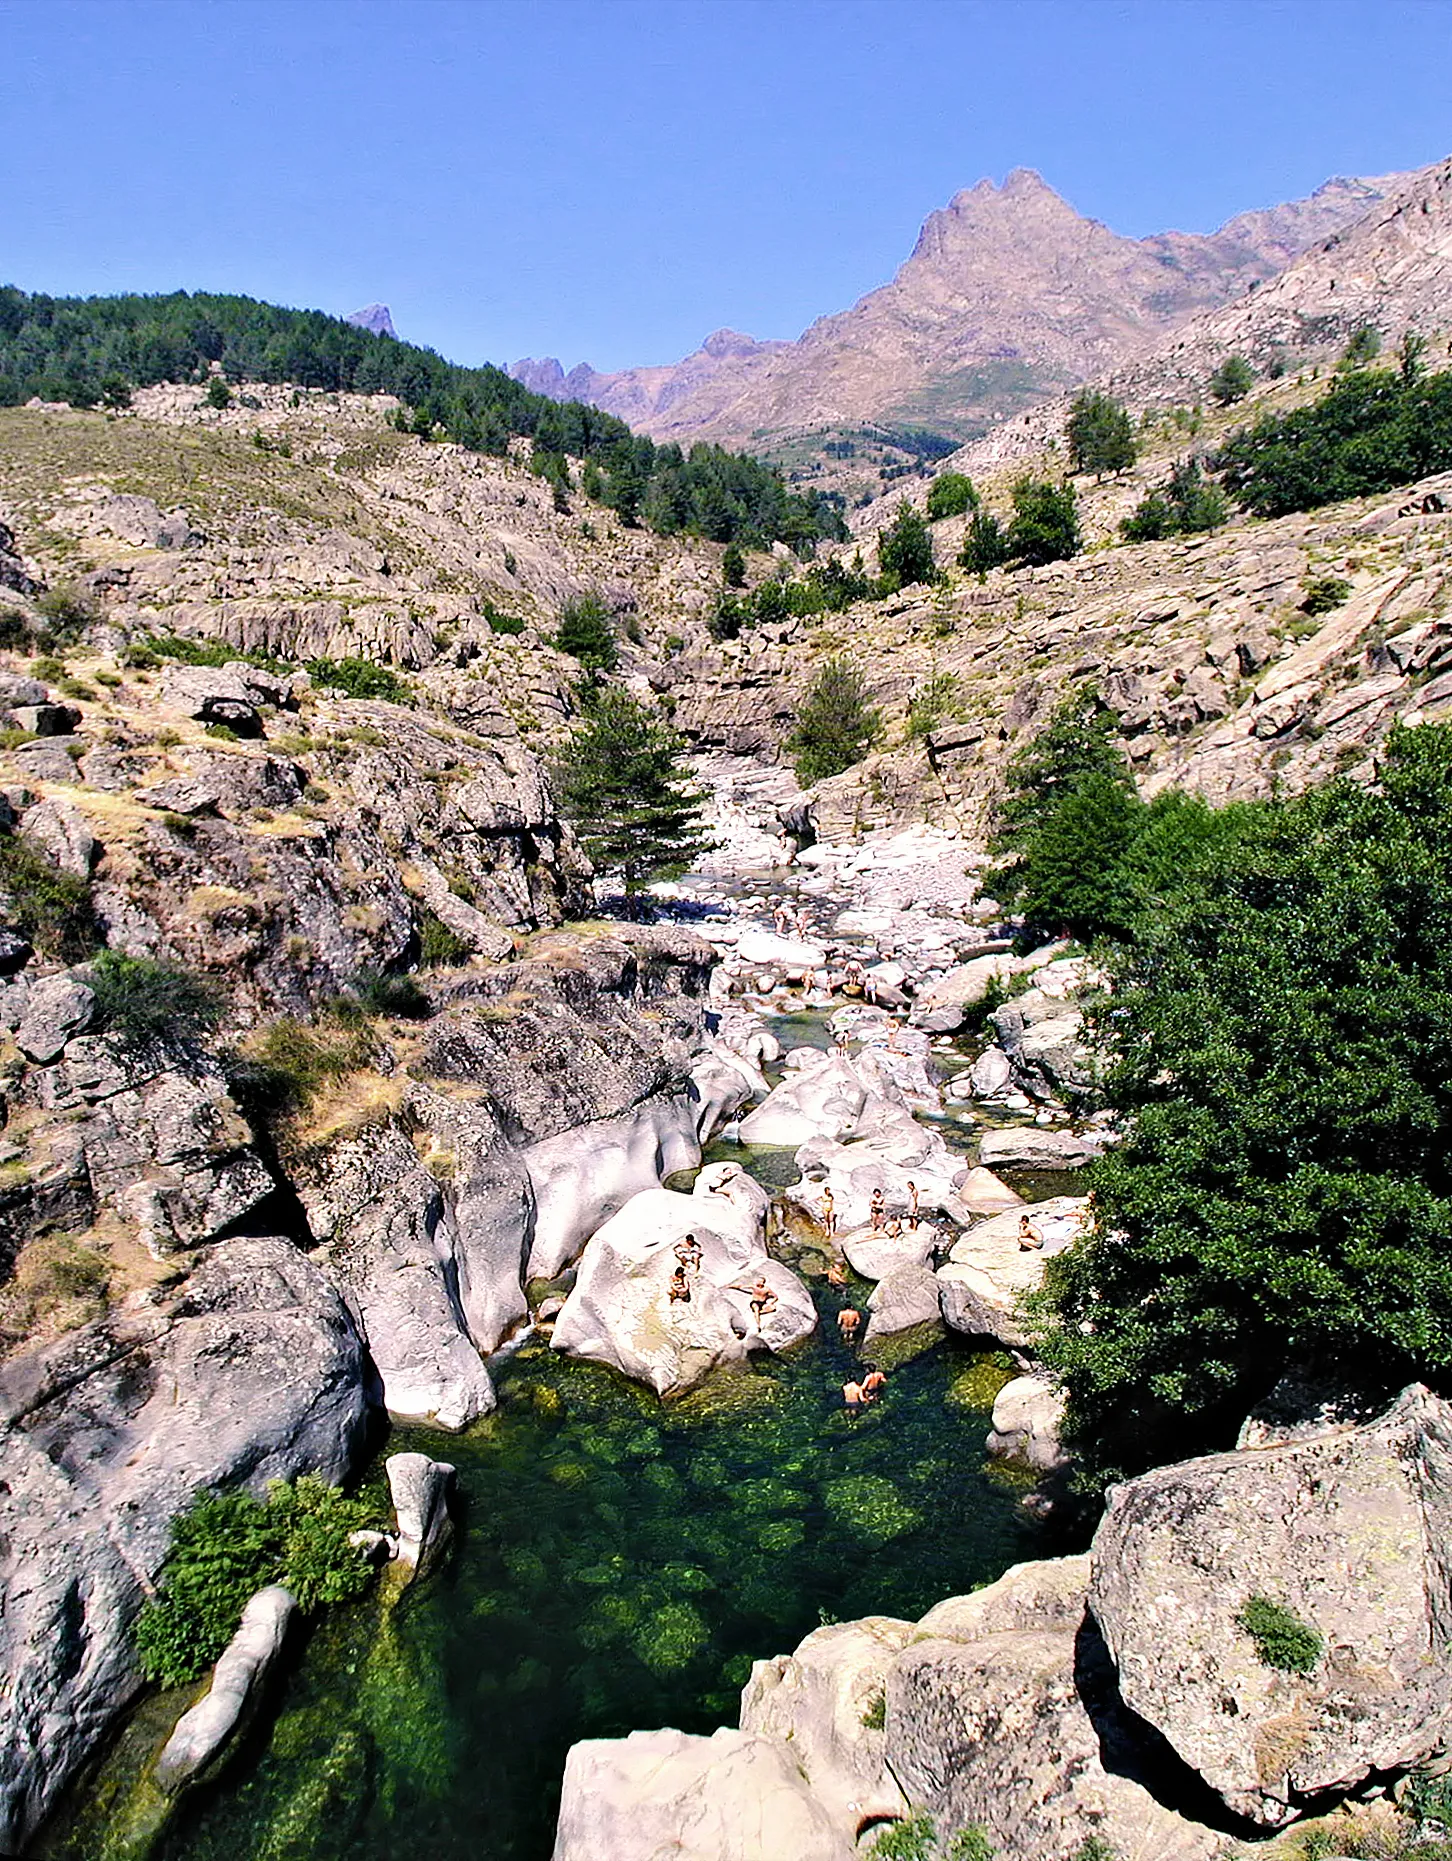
[667,1231,779,1334]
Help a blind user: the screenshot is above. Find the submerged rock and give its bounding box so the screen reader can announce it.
[156,1585,297,1793]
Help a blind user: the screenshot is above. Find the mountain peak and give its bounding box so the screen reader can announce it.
[347,303,397,339]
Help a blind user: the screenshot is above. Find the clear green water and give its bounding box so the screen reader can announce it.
[53,1323,1044,1861]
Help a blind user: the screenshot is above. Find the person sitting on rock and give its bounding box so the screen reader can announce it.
[862,1367,888,1401]
[826,1257,847,1288]
[1018,1215,1044,1252]
[668,1264,692,1303]
[837,1305,861,1342]
[675,1233,703,1272]
[907,1181,921,1230]
[749,1276,778,1327]
[884,1216,903,1240]
[842,1379,867,1419]
[870,1187,885,1231]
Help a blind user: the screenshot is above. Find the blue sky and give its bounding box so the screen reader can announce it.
[1,0,1448,373]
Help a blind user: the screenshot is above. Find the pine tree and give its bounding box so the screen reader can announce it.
[959,508,1011,575]
[1208,355,1254,406]
[1065,392,1136,478]
[787,657,882,786]
[877,502,937,587]
[550,690,714,893]
[993,685,1133,867]
[554,595,618,673]
[722,542,746,588]
[1005,476,1080,566]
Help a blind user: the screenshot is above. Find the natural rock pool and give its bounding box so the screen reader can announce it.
[47,1315,1044,1861]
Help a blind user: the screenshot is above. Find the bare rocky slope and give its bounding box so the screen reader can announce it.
[511,166,1408,475]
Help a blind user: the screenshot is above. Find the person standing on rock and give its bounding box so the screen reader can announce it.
[870,1187,885,1231]
[821,1185,837,1237]
[749,1276,778,1329]
[907,1181,920,1230]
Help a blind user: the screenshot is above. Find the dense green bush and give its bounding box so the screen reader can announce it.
[349,969,431,1019]
[136,1478,384,1688]
[305,655,410,704]
[1005,476,1080,567]
[958,509,1012,575]
[1216,365,1452,517]
[138,632,293,673]
[554,595,619,673]
[877,503,938,588]
[0,608,31,651]
[1121,458,1228,542]
[1302,574,1352,615]
[416,908,473,967]
[925,472,978,522]
[1208,355,1254,406]
[89,951,222,1049]
[483,603,525,636]
[0,834,97,959]
[244,1008,377,1114]
[1028,722,1452,1482]
[870,1814,995,1861]
[1066,391,1135,477]
[0,285,844,552]
[787,657,882,786]
[1237,1594,1323,1674]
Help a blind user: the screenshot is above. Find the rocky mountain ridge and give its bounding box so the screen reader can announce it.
[510,165,1411,474]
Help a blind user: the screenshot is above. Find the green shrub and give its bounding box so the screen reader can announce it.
[1066,391,1135,477]
[246,1010,376,1113]
[1237,1594,1322,1674]
[959,509,1011,575]
[722,542,746,587]
[305,656,411,704]
[1209,356,1254,406]
[205,377,232,409]
[417,909,472,968]
[878,502,937,588]
[0,835,98,959]
[135,1477,384,1688]
[484,604,525,636]
[1302,575,1352,616]
[787,657,882,786]
[870,1814,995,1861]
[349,969,431,1019]
[926,472,978,522]
[1121,459,1228,543]
[1343,325,1381,368]
[1006,476,1081,566]
[1072,1840,1119,1861]
[860,1689,886,1729]
[89,951,223,1049]
[554,594,618,673]
[906,673,962,741]
[34,582,100,643]
[0,608,31,651]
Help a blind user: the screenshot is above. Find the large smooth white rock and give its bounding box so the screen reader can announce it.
[524,1093,701,1279]
[736,929,827,972]
[550,1187,815,1396]
[737,1053,874,1147]
[552,1726,853,1861]
[740,1617,912,1834]
[986,1375,1069,1471]
[937,1197,1087,1347]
